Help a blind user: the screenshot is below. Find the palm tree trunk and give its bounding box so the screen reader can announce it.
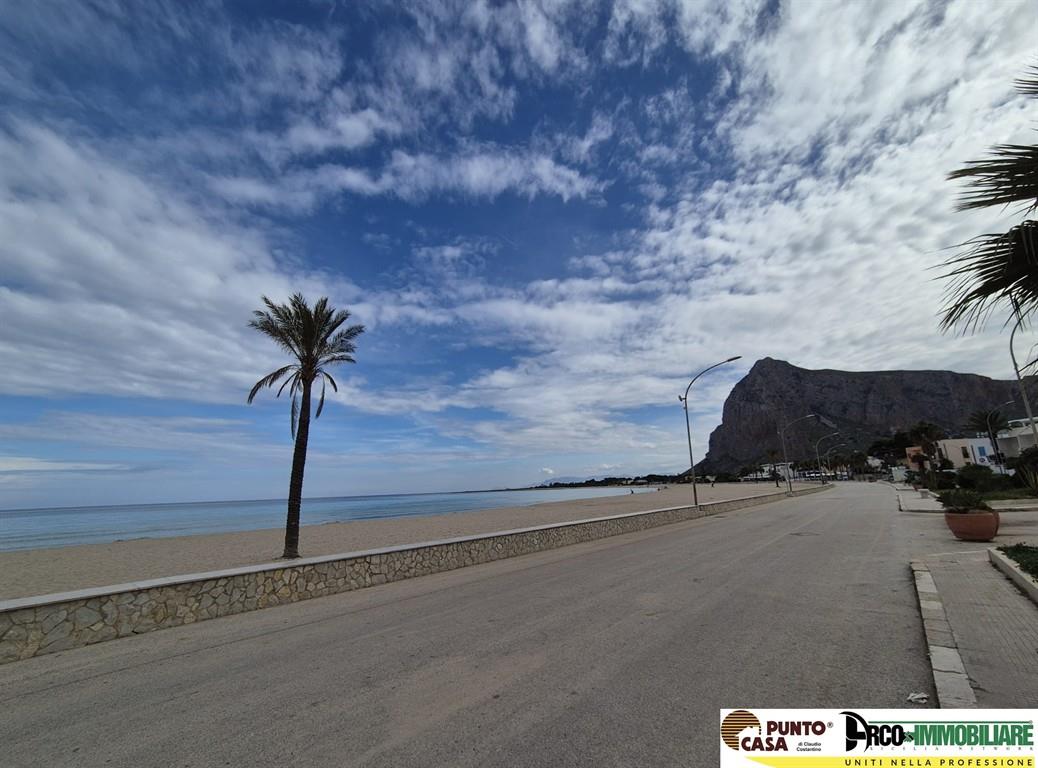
[283,381,312,559]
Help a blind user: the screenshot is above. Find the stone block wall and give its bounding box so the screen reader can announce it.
[0,485,829,663]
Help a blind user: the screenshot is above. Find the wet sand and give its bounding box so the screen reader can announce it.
[0,481,804,600]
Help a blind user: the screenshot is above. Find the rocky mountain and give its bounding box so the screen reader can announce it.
[700,358,1022,471]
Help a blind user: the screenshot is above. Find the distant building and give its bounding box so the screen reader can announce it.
[936,437,1000,470]
[904,446,928,469]
[995,419,1038,460]
[741,462,792,481]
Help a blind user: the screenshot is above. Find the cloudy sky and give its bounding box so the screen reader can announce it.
[1,0,1036,508]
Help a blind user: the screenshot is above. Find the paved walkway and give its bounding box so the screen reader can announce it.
[920,551,1038,707]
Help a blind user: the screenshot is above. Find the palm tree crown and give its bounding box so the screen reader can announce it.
[965,409,1010,436]
[940,66,1038,331]
[248,293,365,436]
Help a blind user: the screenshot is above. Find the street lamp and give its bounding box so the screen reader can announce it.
[1009,307,1038,449]
[825,443,847,478]
[778,413,816,494]
[814,431,841,483]
[679,355,742,509]
[985,400,1014,475]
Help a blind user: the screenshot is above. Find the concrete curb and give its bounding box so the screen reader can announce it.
[909,561,977,708]
[989,548,1038,608]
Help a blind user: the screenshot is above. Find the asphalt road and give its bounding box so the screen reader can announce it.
[0,483,932,767]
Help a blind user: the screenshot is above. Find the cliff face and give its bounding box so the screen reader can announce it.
[700,358,1019,471]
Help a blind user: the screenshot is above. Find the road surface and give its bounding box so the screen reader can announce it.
[0,483,932,766]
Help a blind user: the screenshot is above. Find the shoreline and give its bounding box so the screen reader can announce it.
[0,481,804,600]
[0,483,656,515]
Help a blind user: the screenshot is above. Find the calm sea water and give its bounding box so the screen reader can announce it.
[0,487,658,552]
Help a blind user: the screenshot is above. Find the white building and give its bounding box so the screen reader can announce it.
[936,437,1001,470]
[995,419,1038,460]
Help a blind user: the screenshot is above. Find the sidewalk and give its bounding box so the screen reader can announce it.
[898,486,1038,515]
[919,551,1038,707]
[898,490,942,512]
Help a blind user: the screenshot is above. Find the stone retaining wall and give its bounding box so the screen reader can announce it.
[0,485,829,663]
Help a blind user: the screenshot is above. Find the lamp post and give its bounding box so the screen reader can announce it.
[985,400,1014,475]
[814,431,841,483]
[825,443,847,478]
[778,413,816,494]
[1009,307,1038,450]
[679,355,742,509]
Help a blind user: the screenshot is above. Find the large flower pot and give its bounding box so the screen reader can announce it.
[944,510,1000,542]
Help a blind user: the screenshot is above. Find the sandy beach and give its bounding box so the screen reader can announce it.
[0,481,808,600]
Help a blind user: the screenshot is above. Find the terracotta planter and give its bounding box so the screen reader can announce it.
[944,510,1000,542]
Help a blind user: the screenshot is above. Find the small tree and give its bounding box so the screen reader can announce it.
[909,422,946,488]
[966,408,1010,469]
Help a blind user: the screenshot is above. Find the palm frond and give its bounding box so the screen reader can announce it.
[1015,65,1038,96]
[247,365,295,403]
[322,372,338,391]
[291,392,299,439]
[939,221,1038,332]
[947,144,1038,214]
[318,308,352,347]
[315,378,327,420]
[249,308,302,357]
[276,372,300,398]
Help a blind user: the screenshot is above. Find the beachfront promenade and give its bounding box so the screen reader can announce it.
[0,483,965,767]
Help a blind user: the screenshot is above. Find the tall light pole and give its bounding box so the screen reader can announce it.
[778,413,816,494]
[1009,307,1038,449]
[825,443,847,477]
[814,431,841,483]
[985,399,1014,475]
[679,355,742,509]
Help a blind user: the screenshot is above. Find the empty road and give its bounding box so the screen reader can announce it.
[0,483,932,766]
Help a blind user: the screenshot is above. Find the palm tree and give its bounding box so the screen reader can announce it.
[909,422,946,488]
[765,448,781,487]
[940,66,1038,331]
[247,294,364,559]
[966,408,1010,471]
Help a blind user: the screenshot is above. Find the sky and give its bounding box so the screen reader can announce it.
[1,0,1037,509]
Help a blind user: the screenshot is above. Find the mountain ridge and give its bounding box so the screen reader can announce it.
[699,358,1022,471]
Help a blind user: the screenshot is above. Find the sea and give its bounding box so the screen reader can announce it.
[0,486,659,552]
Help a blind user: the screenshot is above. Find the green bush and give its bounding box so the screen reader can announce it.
[1007,446,1038,471]
[936,489,991,512]
[956,463,995,490]
[1000,544,1038,579]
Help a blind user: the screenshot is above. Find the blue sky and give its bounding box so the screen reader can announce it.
[1,0,1036,508]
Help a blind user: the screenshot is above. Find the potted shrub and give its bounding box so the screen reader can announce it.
[937,489,1000,542]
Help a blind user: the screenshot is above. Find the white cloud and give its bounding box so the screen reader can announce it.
[211,146,601,210]
[0,457,131,473]
[0,121,371,401]
[3,0,1038,501]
